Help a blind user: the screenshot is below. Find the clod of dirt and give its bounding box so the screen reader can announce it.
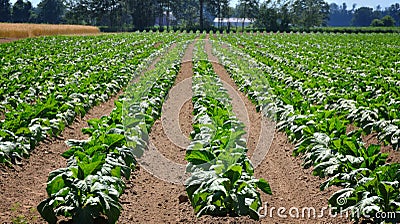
[178,194,189,203]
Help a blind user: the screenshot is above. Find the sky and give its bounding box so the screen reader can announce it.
[10,0,399,9]
[229,0,397,9]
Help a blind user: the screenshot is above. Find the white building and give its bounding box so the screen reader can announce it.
[155,11,177,26]
[213,18,255,28]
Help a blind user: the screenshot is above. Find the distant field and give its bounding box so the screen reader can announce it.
[0,23,100,40]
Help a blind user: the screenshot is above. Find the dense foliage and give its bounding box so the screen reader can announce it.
[0,32,176,165]
[2,0,399,31]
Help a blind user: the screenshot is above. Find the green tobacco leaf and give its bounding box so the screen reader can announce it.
[78,160,104,179]
[110,166,122,178]
[328,188,354,208]
[15,127,31,135]
[37,198,57,224]
[256,178,272,195]
[61,146,82,158]
[366,144,380,157]
[185,149,215,165]
[97,191,121,224]
[73,206,99,224]
[222,165,242,186]
[46,174,65,196]
[104,134,126,148]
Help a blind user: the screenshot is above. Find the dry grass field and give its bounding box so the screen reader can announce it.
[0,23,100,39]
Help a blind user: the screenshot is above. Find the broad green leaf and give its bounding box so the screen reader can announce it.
[256,178,272,195]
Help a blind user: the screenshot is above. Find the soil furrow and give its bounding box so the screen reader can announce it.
[118,41,196,223]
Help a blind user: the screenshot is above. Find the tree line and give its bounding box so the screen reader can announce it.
[0,0,399,31]
[329,2,400,27]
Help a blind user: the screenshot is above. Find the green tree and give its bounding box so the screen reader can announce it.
[199,0,221,30]
[278,1,291,30]
[328,2,353,26]
[387,3,400,26]
[371,18,384,26]
[255,0,278,31]
[37,0,65,23]
[292,0,329,28]
[12,0,32,22]
[0,0,12,22]
[128,0,157,30]
[239,0,258,31]
[211,0,229,29]
[170,0,198,28]
[351,7,374,26]
[381,15,395,26]
[64,0,92,24]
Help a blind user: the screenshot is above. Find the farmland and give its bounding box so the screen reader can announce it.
[0,31,399,223]
[0,23,100,40]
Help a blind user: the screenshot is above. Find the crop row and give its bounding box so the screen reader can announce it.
[37,37,193,223]
[184,40,271,220]
[0,32,179,165]
[210,39,400,223]
[217,33,400,151]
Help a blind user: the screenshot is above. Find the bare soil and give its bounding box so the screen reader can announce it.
[0,37,20,44]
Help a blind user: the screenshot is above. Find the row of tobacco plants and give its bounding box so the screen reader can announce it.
[0,32,181,165]
[37,35,195,223]
[212,33,400,223]
[184,39,271,220]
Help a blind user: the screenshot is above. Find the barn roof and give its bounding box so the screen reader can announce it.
[213,18,254,23]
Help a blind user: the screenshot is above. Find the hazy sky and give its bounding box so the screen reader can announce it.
[324,0,398,9]
[11,0,399,10]
[230,0,397,9]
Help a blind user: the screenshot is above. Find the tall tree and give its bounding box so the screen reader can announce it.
[255,0,278,31]
[199,0,204,29]
[64,0,92,24]
[0,0,12,22]
[328,2,352,26]
[239,0,258,31]
[278,1,291,30]
[196,0,223,30]
[157,0,170,29]
[37,0,64,23]
[12,0,32,22]
[381,15,396,26]
[292,0,329,28]
[387,3,400,26]
[351,7,375,26]
[211,0,229,28]
[170,0,198,28]
[128,0,157,30]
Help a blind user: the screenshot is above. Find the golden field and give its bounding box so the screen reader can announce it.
[0,23,100,39]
